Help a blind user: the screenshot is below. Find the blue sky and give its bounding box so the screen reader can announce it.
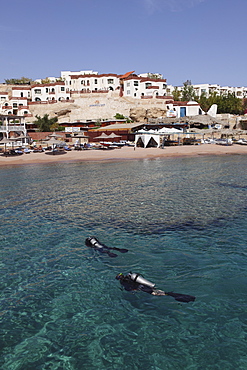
[0,0,246,87]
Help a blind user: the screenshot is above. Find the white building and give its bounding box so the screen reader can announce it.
[68,73,120,93]
[61,70,98,79]
[121,72,167,99]
[0,92,9,102]
[169,83,247,99]
[12,86,31,99]
[0,96,31,117]
[31,82,70,102]
[0,114,27,139]
[166,101,204,118]
[61,70,168,98]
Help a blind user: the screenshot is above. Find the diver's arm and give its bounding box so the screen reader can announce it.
[151,289,167,296]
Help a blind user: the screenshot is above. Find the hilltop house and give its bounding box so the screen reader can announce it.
[31,81,70,102]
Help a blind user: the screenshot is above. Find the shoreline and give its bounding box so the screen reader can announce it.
[0,144,247,167]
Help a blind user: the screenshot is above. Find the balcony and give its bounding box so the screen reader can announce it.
[0,125,26,132]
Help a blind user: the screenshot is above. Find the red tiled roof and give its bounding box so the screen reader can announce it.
[123,76,167,83]
[119,71,135,79]
[31,82,65,88]
[173,101,199,106]
[12,86,31,90]
[71,73,119,79]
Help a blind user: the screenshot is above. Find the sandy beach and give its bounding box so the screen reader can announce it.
[0,144,247,167]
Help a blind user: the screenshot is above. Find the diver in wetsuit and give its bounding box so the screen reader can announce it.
[116,273,195,303]
[85,236,128,258]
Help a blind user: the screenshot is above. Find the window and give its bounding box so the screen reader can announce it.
[163,84,167,89]
[107,79,114,84]
[145,83,151,89]
[134,81,139,86]
[127,90,130,95]
[61,87,65,91]
[21,92,23,97]
[46,88,48,93]
[34,89,41,94]
[13,103,17,108]
[94,79,98,84]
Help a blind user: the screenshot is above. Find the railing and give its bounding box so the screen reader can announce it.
[59,99,74,103]
[29,100,57,104]
[92,90,108,93]
[29,99,74,104]
[0,125,26,132]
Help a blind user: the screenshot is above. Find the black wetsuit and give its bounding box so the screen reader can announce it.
[119,275,154,294]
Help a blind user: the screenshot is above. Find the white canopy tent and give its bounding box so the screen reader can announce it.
[135,127,183,148]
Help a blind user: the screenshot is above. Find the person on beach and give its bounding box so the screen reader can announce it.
[116,272,195,303]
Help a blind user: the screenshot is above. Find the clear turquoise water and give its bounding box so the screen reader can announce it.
[0,155,247,369]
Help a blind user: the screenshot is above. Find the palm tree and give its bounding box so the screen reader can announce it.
[33,114,58,132]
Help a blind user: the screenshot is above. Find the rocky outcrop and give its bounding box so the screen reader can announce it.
[130,107,167,122]
[129,108,148,122]
[24,93,169,123]
[54,109,71,117]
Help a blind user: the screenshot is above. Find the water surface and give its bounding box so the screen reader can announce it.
[0,155,247,369]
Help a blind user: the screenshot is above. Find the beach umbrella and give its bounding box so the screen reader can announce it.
[8,136,22,149]
[108,132,121,138]
[0,137,12,144]
[13,134,30,146]
[0,137,12,152]
[74,133,89,145]
[93,132,110,146]
[94,132,110,140]
[48,132,63,138]
[16,134,30,139]
[45,138,60,152]
[107,132,122,142]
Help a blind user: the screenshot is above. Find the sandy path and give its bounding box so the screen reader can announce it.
[0,145,247,167]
